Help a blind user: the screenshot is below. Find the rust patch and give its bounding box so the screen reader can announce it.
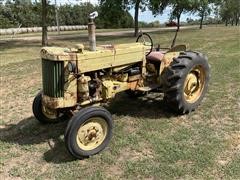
[128,81,138,90]
[128,74,141,82]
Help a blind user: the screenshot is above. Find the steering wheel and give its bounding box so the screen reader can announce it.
[136,32,153,56]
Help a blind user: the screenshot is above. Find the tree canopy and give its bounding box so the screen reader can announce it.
[219,0,240,26]
[98,0,134,28]
[0,0,238,29]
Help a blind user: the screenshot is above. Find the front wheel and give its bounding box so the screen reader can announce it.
[32,92,68,123]
[162,51,210,114]
[64,106,113,159]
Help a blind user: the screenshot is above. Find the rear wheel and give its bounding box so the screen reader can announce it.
[162,51,210,114]
[64,106,113,159]
[32,92,68,123]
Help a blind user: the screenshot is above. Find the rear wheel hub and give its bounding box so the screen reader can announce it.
[184,65,205,103]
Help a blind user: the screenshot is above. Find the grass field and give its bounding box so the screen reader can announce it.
[0,26,239,179]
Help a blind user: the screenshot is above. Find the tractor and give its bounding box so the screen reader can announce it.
[32,13,210,159]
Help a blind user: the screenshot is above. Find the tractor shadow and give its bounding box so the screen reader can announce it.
[0,116,76,163]
[0,93,176,164]
[106,92,175,119]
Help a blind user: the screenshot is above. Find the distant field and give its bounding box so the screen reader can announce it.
[0,26,239,179]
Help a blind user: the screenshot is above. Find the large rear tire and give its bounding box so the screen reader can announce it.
[64,106,113,159]
[162,51,210,114]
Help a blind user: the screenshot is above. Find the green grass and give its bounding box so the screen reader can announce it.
[0,26,239,179]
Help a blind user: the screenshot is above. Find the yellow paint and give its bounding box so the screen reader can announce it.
[160,51,180,75]
[184,65,205,103]
[42,94,76,109]
[102,80,129,99]
[76,117,108,151]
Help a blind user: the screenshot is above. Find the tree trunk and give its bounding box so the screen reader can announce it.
[171,14,181,48]
[55,0,60,35]
[231,19,234,26]
[134,0,140,37]
[200,12,204,29]
[225,20,228,26]
[42,0,48,46]
[235,15,239,26]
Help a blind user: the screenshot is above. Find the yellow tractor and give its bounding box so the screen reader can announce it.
[32,13,210,159]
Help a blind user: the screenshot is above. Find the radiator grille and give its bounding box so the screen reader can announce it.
[42,59,64,98]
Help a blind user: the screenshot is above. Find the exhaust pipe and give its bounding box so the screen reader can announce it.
[88,11,98,51]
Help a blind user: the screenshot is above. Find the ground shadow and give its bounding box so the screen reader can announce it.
[0,117,66,145]
[0,93,176,164]
[43,135,76,163]
[0,39,42,51]
[106,92,176,119]
[0,116,75,163]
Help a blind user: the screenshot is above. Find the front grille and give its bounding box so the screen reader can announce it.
[42,59,64,98]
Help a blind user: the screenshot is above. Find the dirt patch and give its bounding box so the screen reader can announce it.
[1,149,54,179]
[226,132,240,151]
[212,131,240,179]
[105,164,124,179]
[104,142,155,178]
[118,142,155,163]
[215,131,240,169]
[1,70,41,124]
[120,116,139,134]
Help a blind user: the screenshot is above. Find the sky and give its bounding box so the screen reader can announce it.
[53,0,200,23]
[129,8,199,23]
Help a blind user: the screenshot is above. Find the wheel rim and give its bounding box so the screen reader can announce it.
[76,117,108,151]
[183,65,205,103]
[42,105,58,119]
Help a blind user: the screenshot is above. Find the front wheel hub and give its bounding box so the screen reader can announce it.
[76,117,108,151]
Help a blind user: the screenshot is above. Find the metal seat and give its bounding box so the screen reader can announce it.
[147,51,165,62]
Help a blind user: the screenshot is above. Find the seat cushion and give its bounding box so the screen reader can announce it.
[147,51,165,62]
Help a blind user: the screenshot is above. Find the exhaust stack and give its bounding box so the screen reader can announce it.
[88,11,98,51]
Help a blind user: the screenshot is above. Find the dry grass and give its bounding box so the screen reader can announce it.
[0,26,239,179]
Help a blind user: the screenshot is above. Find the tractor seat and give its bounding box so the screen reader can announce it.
[147,51,165,62]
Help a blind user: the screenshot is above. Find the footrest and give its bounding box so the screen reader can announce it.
[138,84,160,92]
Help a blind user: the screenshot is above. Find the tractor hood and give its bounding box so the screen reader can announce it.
[40,43,145,62]
[40,43,146,73]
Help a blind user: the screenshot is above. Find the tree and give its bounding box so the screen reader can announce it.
[42,0,48,46]
[134,0,141,36]
[54,0,60,35]
[99,0,133,28]
[193,0,212,29]
[0,2,97,28]
[128,0,149,37]
[219,0,240,26]
[0,1,15,28]
[150,0,195,47]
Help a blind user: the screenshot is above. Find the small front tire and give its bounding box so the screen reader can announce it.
[64,106,113,159]
[32,92,68,123]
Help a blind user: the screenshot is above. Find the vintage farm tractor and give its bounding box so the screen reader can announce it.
[32,13,210,159]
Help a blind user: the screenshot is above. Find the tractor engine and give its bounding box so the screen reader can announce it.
[40,41,146,110]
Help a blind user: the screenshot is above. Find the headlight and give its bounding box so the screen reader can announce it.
[68,62,76,73]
